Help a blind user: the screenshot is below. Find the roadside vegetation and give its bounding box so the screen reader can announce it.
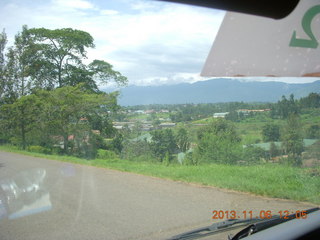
[0,144,319,204]
[1,26,320,204]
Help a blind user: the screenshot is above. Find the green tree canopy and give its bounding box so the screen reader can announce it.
[0,29,7,102]
[7,27,128,92]
[194,119,242,164]
[27,27,95,88]
[0,26,127,159]
[281,114,304,166]
[272,94,300,119]
[0,94,43,149]
[36,84,116,152]
[299,92,320,108]
[261,123,280,142]
[306,125,320,139]
[175,127,190,153]
[149,129,177,161]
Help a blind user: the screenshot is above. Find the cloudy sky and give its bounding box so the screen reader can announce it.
[0,0,226,86]
[1,0,317,87]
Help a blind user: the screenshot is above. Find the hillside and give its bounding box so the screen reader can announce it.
[113,79,320,106]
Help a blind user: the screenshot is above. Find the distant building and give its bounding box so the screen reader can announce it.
[112,121,135,130]
[134,110,145,114]
[213,112,229,118]
[141,123,153,131]
[160,109,169,113]
[145,109,155,114]
[91,130,101,135]
[237,109,271,115]
[159,122,176,128]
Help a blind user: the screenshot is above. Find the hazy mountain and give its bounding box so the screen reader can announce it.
[112,79,320,106]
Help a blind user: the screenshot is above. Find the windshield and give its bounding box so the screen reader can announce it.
[0,1,319,240]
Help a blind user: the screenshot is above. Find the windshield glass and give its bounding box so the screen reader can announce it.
[0,1,319,240]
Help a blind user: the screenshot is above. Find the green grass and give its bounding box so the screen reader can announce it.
[1,144,319,204]
[192,117,213,124]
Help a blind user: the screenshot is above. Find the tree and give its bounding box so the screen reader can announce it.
[225,110,241,122]
[110,132,124,154]
[261,124,280,142]
[26,28,127,91]
[121,139,153,161]
[282,114,304,166]
[35,84,117,154]
[87,112,116,138]
[306,125,320,139]
[0,94,42,149]
[149,129,177,161]
[194,119,242,164]
[299,93,320,108]
[1,26,37,103]
[89,60,127,87]
[274,94,299,119]
[0,29,7,103]
[269,142,280,159]
[27,27,95,88]
[0,29,6,68]
[243,145,266,164]
[175,127,190,152]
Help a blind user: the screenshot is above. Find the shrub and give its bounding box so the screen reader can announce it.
[121,140,154,161]
[9,137,22,146]
[262,124,280,142]
[97,149,118,159]
[52,147,64,155]
[183,152,199,166]
[28,145,51,154]
[242,145,266,164]
[306,125,320,139]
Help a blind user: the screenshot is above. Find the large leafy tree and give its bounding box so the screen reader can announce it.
[281,114,304,166]
[149,129,177,161]
[27,27,95,88]
[26,28,127,91]
[194,119,242,164]
[4,25,39,102]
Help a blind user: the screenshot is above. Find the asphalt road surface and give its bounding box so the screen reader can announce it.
[0,151,316,240]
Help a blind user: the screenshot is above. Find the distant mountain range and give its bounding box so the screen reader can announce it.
[111,79,320,106]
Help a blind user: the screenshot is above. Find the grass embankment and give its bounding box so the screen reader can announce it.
[1,145,319,205]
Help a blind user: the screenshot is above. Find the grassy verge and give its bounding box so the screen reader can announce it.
[1,145,319,204]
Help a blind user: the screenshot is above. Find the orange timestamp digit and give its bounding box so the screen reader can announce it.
[212,210,254,220]
[212,210,308,220]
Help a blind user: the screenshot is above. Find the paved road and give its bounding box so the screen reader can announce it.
[0,152,316,240]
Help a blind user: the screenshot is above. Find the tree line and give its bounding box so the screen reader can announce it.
[121,93,320,122]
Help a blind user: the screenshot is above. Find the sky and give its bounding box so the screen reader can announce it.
[0,0,317,87]
[0,0,225,87]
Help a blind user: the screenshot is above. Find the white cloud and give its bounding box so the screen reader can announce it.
[82,3,225,85]
[130,73,210,86]
[52,0,95,10]
[129,0,158,11]
[100,9,118,15]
